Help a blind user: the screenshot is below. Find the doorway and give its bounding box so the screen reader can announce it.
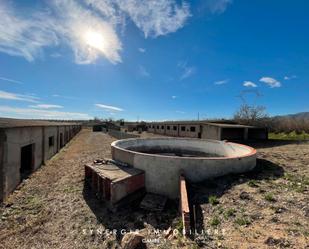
[20,144,34,181]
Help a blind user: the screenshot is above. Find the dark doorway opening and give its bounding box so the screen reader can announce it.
[20,144,34,181]
[60,133,63,148]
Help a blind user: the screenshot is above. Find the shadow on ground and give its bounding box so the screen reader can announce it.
[189,158,285,233]
[246,139,308,149]
[82,181,179,241]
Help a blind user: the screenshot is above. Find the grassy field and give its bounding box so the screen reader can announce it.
[269,131,309,140]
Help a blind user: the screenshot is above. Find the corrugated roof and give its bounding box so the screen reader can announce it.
[0,118,80,129]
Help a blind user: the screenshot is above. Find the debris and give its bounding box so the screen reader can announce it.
[121,231,145,249]
[239,191,250,200]
[140,193,167,212]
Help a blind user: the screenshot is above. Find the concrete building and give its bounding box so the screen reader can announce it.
[0,118,81,201]
[146,121,267,141]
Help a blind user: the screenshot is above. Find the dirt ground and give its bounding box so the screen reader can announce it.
[0,129,308,249]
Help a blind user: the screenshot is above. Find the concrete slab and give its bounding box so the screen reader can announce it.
[85,160,145,205]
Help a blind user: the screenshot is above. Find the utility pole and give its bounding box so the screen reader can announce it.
[197,112,199,121]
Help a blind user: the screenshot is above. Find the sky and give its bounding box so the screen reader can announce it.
[0,0,308,121]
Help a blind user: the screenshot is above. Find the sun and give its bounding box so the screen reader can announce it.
[84,30,105,51]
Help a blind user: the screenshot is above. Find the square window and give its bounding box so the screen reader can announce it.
[48,136,54,147]
[190,126,196,132]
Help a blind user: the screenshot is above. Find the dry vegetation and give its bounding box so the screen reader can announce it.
[0,129,308,249]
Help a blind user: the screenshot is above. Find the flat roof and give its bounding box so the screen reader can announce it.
[0,118,80,129]
[146,120,259,128]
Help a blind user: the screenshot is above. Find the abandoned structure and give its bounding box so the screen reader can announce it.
[0,118,81,201]
[111,137,257,198]
[146,121,267,140]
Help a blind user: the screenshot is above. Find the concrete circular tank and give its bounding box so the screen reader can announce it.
[111,138,256,198]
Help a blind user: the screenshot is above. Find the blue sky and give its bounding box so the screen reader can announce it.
[0,0,308,120]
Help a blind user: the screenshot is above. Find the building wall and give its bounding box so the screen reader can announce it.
[43,126,58,161]
[156,124,166,135]
[0,130,5,201]
[179,124,200,138]
[2,127,44,200]
[201,124,221,140]
[58,126,65,149]
[165,124,179,136]
[0,125,81,201]
[147,124,155,133]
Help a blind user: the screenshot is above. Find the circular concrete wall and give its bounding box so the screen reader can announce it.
[111,138,256,198]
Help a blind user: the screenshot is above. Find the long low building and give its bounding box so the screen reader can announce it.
[146,121,267,141]
[0,118,81,201]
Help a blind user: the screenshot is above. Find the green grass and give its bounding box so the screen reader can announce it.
[269,131,309,140]
[264,193,276,202]
[175,218,184,234]
[235,216,251,226]
[247,179,259,188]
[224,208,236,219]
[284,173,309,193]
[208,195,219,205]
[209,215,220,227]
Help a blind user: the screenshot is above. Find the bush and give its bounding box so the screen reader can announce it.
[208,195,219,205]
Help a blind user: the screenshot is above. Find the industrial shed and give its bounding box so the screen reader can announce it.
[146,121,267,141]
[0,118,81,201]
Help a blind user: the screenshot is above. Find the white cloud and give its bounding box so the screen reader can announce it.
[0,0,190,64]
[95,103,123,112]
[29,104,63,109]
[138,65,150,77]
[0,105,90,120]
[284,75,297,80]
[214,79,229,85]
[138,48,146,53]
[0,90,39,103]
[243,81,257,88]
[178,61,195,80]
[202,0,232,14]
[259,77,281,88]
[171,95,177,99]
[116,0,190,37]
[176,110,185,114]
[50,52,62,58]
[0,76,23,84]
[52,94,79,100]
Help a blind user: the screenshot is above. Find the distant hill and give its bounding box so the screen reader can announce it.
[273,112,309,120]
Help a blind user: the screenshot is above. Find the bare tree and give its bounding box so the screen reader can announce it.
[234,104,268,126]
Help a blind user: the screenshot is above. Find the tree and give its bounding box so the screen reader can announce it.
[234,104,268,126]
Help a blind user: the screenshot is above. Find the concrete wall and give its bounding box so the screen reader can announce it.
[147,124,155,133]
[108,129,140,139]
[0,125,81,201]
[179,124,200,138]
[0,130,5,201]
[112,138,256,198]
[2,127,44,200]
[43,127,58,161]
[165,124,179,136]
[58,126,65,149]
[201,124,221,140]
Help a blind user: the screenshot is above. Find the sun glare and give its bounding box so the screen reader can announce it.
[84,30,105,51]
